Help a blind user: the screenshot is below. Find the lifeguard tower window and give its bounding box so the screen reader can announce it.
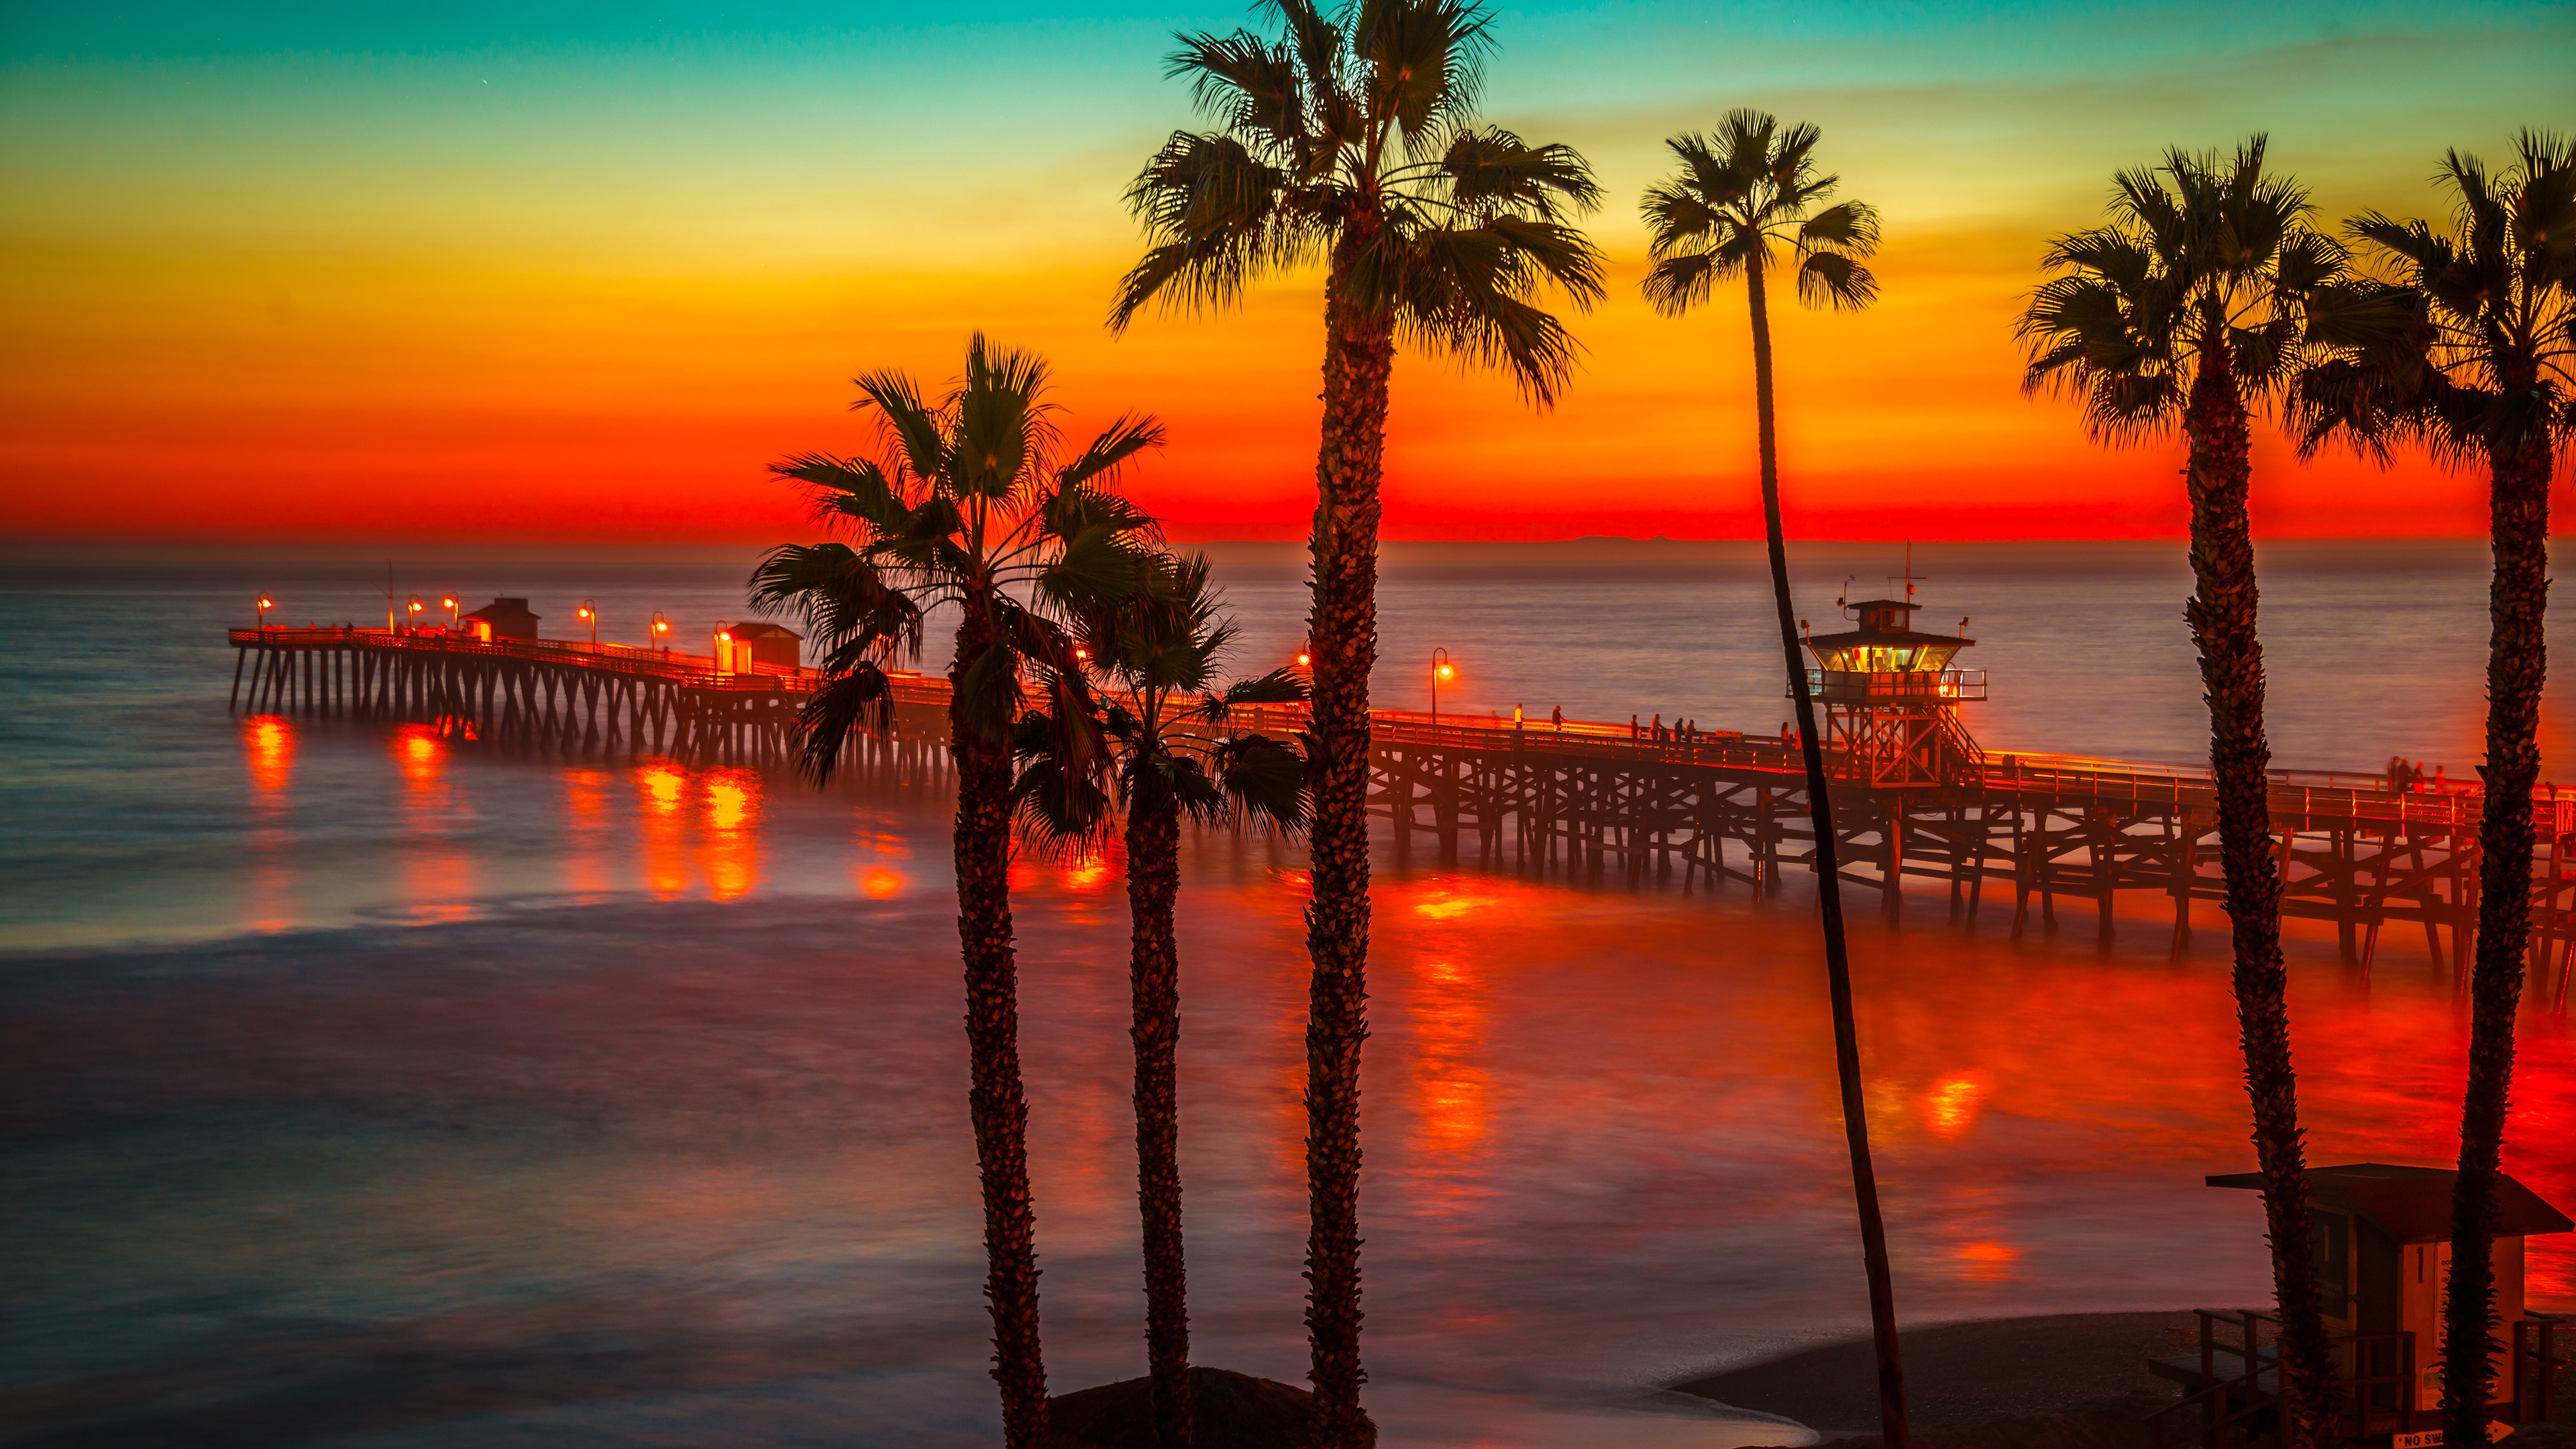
[2314,1210,2352,1319]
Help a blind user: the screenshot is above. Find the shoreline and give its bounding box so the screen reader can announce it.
[1672,1311,2198,1446]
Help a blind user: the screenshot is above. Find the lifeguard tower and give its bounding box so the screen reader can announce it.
[1802,568,1986,790]
[2149,1163,2569,1446]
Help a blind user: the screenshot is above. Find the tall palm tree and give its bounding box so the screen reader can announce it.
[2295,131,2576,1447]
[1638,109,1909,1449]
[2019,138,2349,1448]
[1112,3,1603,1435]
[748,335,1162,1449]
[1016,553,1309,1449]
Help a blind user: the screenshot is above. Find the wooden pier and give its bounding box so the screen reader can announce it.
[227,624,2576,1000]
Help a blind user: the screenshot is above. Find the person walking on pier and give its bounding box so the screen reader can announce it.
[1551,706,1564,732]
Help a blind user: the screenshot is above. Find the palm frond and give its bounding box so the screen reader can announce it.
[1797,252,1878,311]
[1212,731,1309,834]
[790,667,896,786]
[747,542,924,667]
[850,368,947,484]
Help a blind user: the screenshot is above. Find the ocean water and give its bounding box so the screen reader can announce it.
[2,545,2570,1448]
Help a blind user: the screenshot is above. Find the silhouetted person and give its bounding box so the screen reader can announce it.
[1551,705,1564,732]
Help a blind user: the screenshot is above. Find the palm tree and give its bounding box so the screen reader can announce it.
[747,334,1163,1449]
[2019,138,2348,1448]
[1016,553,1309,1449]
[1112,3,1603,1434]
[2295,131,2575,1448]
[1638,109,1909,1449]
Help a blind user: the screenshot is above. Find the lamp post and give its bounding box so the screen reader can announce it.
[578,600,598,651]
[651,612,670,659]
[442,595,460,629]
[1430,647,1453,726]
[256,595,274,630]
[407,596,424,633]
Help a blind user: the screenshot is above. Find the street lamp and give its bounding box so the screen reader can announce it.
[1430,647,1454,725]
[578,599,598,650]
[256,595,274,629]
[406,595,424,631]
[651,611,670,658]
[442,595,460,629]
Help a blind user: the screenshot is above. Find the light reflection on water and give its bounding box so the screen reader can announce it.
[2,554,2572,1446]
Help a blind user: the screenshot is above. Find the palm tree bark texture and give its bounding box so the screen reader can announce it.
[950,608,1050,1446]
[2180,347,2337,1449]
[1304,231,1394,1447]
[1746,254,1913,1449]
[1125,785,1193,1449]
[2445,429,2551,1442]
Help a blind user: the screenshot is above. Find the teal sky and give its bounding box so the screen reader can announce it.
[3,1,2569,542]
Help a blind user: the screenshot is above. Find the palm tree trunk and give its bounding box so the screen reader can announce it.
[1126,784,1192,1449]
[950,610,1049,1449]
[1745,254,1912,1449]
[1304,227,1392,1448]
[2180,350,2334,1448]
[2443,432,2553,1446]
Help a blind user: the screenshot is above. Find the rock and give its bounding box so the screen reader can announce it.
[1049,1366,1376,1449]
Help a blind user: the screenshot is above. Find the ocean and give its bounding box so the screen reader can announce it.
[3,543,2569,1448]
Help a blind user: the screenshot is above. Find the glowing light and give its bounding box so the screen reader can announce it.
[1924,1074,1988,1138]
[1953,1240,2021,1280]
[860,867,904,900]
[635,761,691,898]
[1066,858,1110,892]
[392,722,445,787]
[1414,894,1489,921]
[699,768,762,901]
[1073,647,1089,661]
[705,777,750,833]
[242,714,294,794]
[1296,652,1311,667]
[1436,664,1454,680]
[1411,957,1491,1158]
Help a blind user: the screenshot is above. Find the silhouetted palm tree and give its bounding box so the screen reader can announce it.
[2020,138,2347,1448]
[2296,131,2576,1446]
[1638,109,1909,1449]
[1112,3,1603,1434]
[748,335,1162,1449]
[1016,553,1308,1449]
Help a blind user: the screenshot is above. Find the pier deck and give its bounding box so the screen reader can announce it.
[226,625,2576,998]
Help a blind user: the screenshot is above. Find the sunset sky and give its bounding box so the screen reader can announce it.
[3,1,2567,545]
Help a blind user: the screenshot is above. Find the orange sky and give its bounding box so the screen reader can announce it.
[2,3,2564,545]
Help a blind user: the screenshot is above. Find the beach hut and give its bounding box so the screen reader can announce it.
[460,598,540,642]
[2151,1162,2569,1442]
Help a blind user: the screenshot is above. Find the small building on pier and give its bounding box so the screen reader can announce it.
[461,598,540,643]
[715,621,802,674]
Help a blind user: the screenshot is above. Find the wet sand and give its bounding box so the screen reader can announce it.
[1674,1312,2197,1442]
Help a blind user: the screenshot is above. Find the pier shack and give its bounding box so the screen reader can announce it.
[2148,1163,2568,1445]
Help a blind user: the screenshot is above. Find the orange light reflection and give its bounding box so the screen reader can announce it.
[698,769,763,902]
